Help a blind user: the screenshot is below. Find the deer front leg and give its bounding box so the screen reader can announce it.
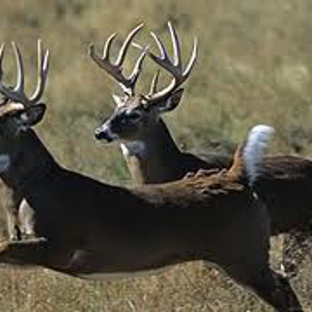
[18,199,37,239]
[6,207,21,241]
[0,186,23,241]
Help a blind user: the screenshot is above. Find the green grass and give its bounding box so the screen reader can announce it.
[0,0,312,310]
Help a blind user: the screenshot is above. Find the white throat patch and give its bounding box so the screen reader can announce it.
[0,154,10,173]
[120,141,146,158]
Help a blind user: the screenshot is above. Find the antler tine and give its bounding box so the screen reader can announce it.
[0,42,28,104]
[102,32,117,60]
[168,21,182,69]
[182,37,198,79]
[89,39,128,86]
[0,43,5,80]
[0,40,49,106]
[149,31,167,61]
[30,39,50,103]
[143,22,198,102]
[89,23,146,96]
[149,31,180,76]
[126,46,149,94]
[148,25,183,80]
[115,23,144,66]
[12,42,25,95]
[148,69,160,95]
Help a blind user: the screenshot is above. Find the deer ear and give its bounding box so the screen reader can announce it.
[25,103,46,126]
[153,88,184,114]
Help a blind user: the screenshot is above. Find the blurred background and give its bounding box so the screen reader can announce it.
[0,0,311,311]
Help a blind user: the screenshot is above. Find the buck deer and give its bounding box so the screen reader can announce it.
[91,23,230,185]
[0,41,49,242]
[0,41,303,311]
[91,22,312,278]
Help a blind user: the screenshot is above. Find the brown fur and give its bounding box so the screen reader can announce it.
[98,111,312,277]
[93,22,312,278]
[0,127,302,311]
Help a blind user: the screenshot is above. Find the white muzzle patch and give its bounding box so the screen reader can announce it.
[0,154,10,173]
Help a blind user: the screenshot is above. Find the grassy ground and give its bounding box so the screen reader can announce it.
[0,0,311,311]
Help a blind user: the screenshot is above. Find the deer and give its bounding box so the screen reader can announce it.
[90,23,231,185]
[91,22,312,279]
[0,41,49,242]
[0,40,303,311]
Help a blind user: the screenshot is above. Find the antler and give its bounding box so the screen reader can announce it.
[89,23,148,97]
[0,39,49,107]
[141,21,198,103]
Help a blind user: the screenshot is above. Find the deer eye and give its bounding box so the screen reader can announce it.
[125,111,142,121]
[19,112,28,122]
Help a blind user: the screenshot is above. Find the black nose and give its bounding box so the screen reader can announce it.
[94,127,105,140]
[94,127,113,142]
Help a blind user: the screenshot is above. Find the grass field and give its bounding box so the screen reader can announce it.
[0,0,312,311]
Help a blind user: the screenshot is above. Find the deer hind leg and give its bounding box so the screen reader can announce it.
[281,225,312,279]
[247,269,302,312]
[218,213,302,310]
[6,212,21,241]
[225,261,302,311]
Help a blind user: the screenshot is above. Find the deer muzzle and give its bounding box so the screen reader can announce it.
[94,125,117,143]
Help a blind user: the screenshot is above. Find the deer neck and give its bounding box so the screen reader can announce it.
[120,118,182,184]
[0,129,58,192]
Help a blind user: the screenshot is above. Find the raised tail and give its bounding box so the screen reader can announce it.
[244,125,274,186]
[228,124,274,187]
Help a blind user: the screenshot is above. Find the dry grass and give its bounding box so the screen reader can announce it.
[0,0,311,311]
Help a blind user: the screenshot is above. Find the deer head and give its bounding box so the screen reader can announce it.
[91,21,197,143]
[0,39,49,170]
[0,40,49,139]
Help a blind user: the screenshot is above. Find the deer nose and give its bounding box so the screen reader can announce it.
[94,126,114,142]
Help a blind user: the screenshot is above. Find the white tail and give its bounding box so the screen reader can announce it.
[243,124,275,186]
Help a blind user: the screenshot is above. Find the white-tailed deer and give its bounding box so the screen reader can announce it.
[0,41,303,311]
[0,41,49,241]
[91,23,230,185]
[91,22,312,278]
